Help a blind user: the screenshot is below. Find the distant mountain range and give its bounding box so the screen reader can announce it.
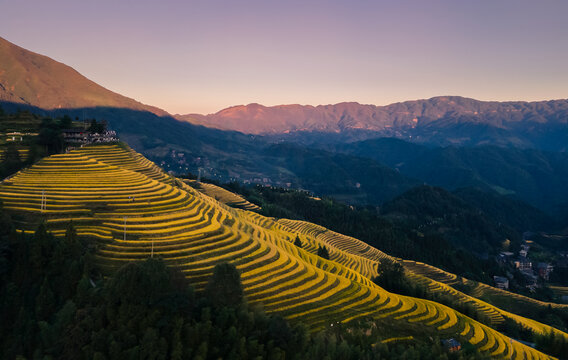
[179,97,568,136]
[176,97,568,150]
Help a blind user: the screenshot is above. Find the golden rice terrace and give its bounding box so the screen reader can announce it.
[1,143,566,359]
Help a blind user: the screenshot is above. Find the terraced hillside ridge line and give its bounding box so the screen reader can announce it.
[403,260,568,311]
[278,218,568,345]
[550,286,568,300]
[0,144,559,360]
[185,179,261,211]
[74,144,173,184]
[277,219,503,326]
[401,260,568,340]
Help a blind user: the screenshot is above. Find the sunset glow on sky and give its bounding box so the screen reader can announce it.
[2,0,567,114]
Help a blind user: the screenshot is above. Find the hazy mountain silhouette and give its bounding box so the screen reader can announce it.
[179,97,568,150]
[178,96,568,133]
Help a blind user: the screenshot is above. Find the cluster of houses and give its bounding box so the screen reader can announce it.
[62,128,117,144]
[496,235,555,291]
[3,131,38,142]
[61,119,118,145]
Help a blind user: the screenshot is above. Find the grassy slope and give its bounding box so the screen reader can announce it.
[0,143,564,359]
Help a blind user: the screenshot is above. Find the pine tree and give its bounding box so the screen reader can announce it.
[31,223,53,274]
[36,278,56,321]
[205,262,244,308]
[2,142,23,176]
[317,246,329,260]
[75,275,92,307]
[140,327,160,359]
[195,341,208,360]
[65,221,82,259]
[170,317,184,360]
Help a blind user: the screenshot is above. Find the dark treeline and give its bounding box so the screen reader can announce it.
[0,201,491,360]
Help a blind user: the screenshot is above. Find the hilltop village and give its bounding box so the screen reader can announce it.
[496,234,568,300]
[0,109,116,176]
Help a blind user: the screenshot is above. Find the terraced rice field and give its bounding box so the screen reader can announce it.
[551,286,568,300]
[185,180,261,211]
[278,218,568,350]
[403,260,568,310]
[402,260,568,342]
[0,143,560,359]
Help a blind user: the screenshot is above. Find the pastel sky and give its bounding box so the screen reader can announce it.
[2,0,567,114]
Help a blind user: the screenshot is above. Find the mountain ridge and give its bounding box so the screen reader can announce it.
[332,137,568,213]
[177,96,568,136]
[0,36,168,116]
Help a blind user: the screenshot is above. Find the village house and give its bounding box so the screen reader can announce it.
[519,249,528,258]
[520,244,530,252]
[63,129,117,144]
[441,338,461,352]
[62,129,89,143]
[536,262,553,281]
[514,258,532,271]
[518,243,530,258]
[493,276,509,290]
[497,251,514,265]
[523,271,539,291]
